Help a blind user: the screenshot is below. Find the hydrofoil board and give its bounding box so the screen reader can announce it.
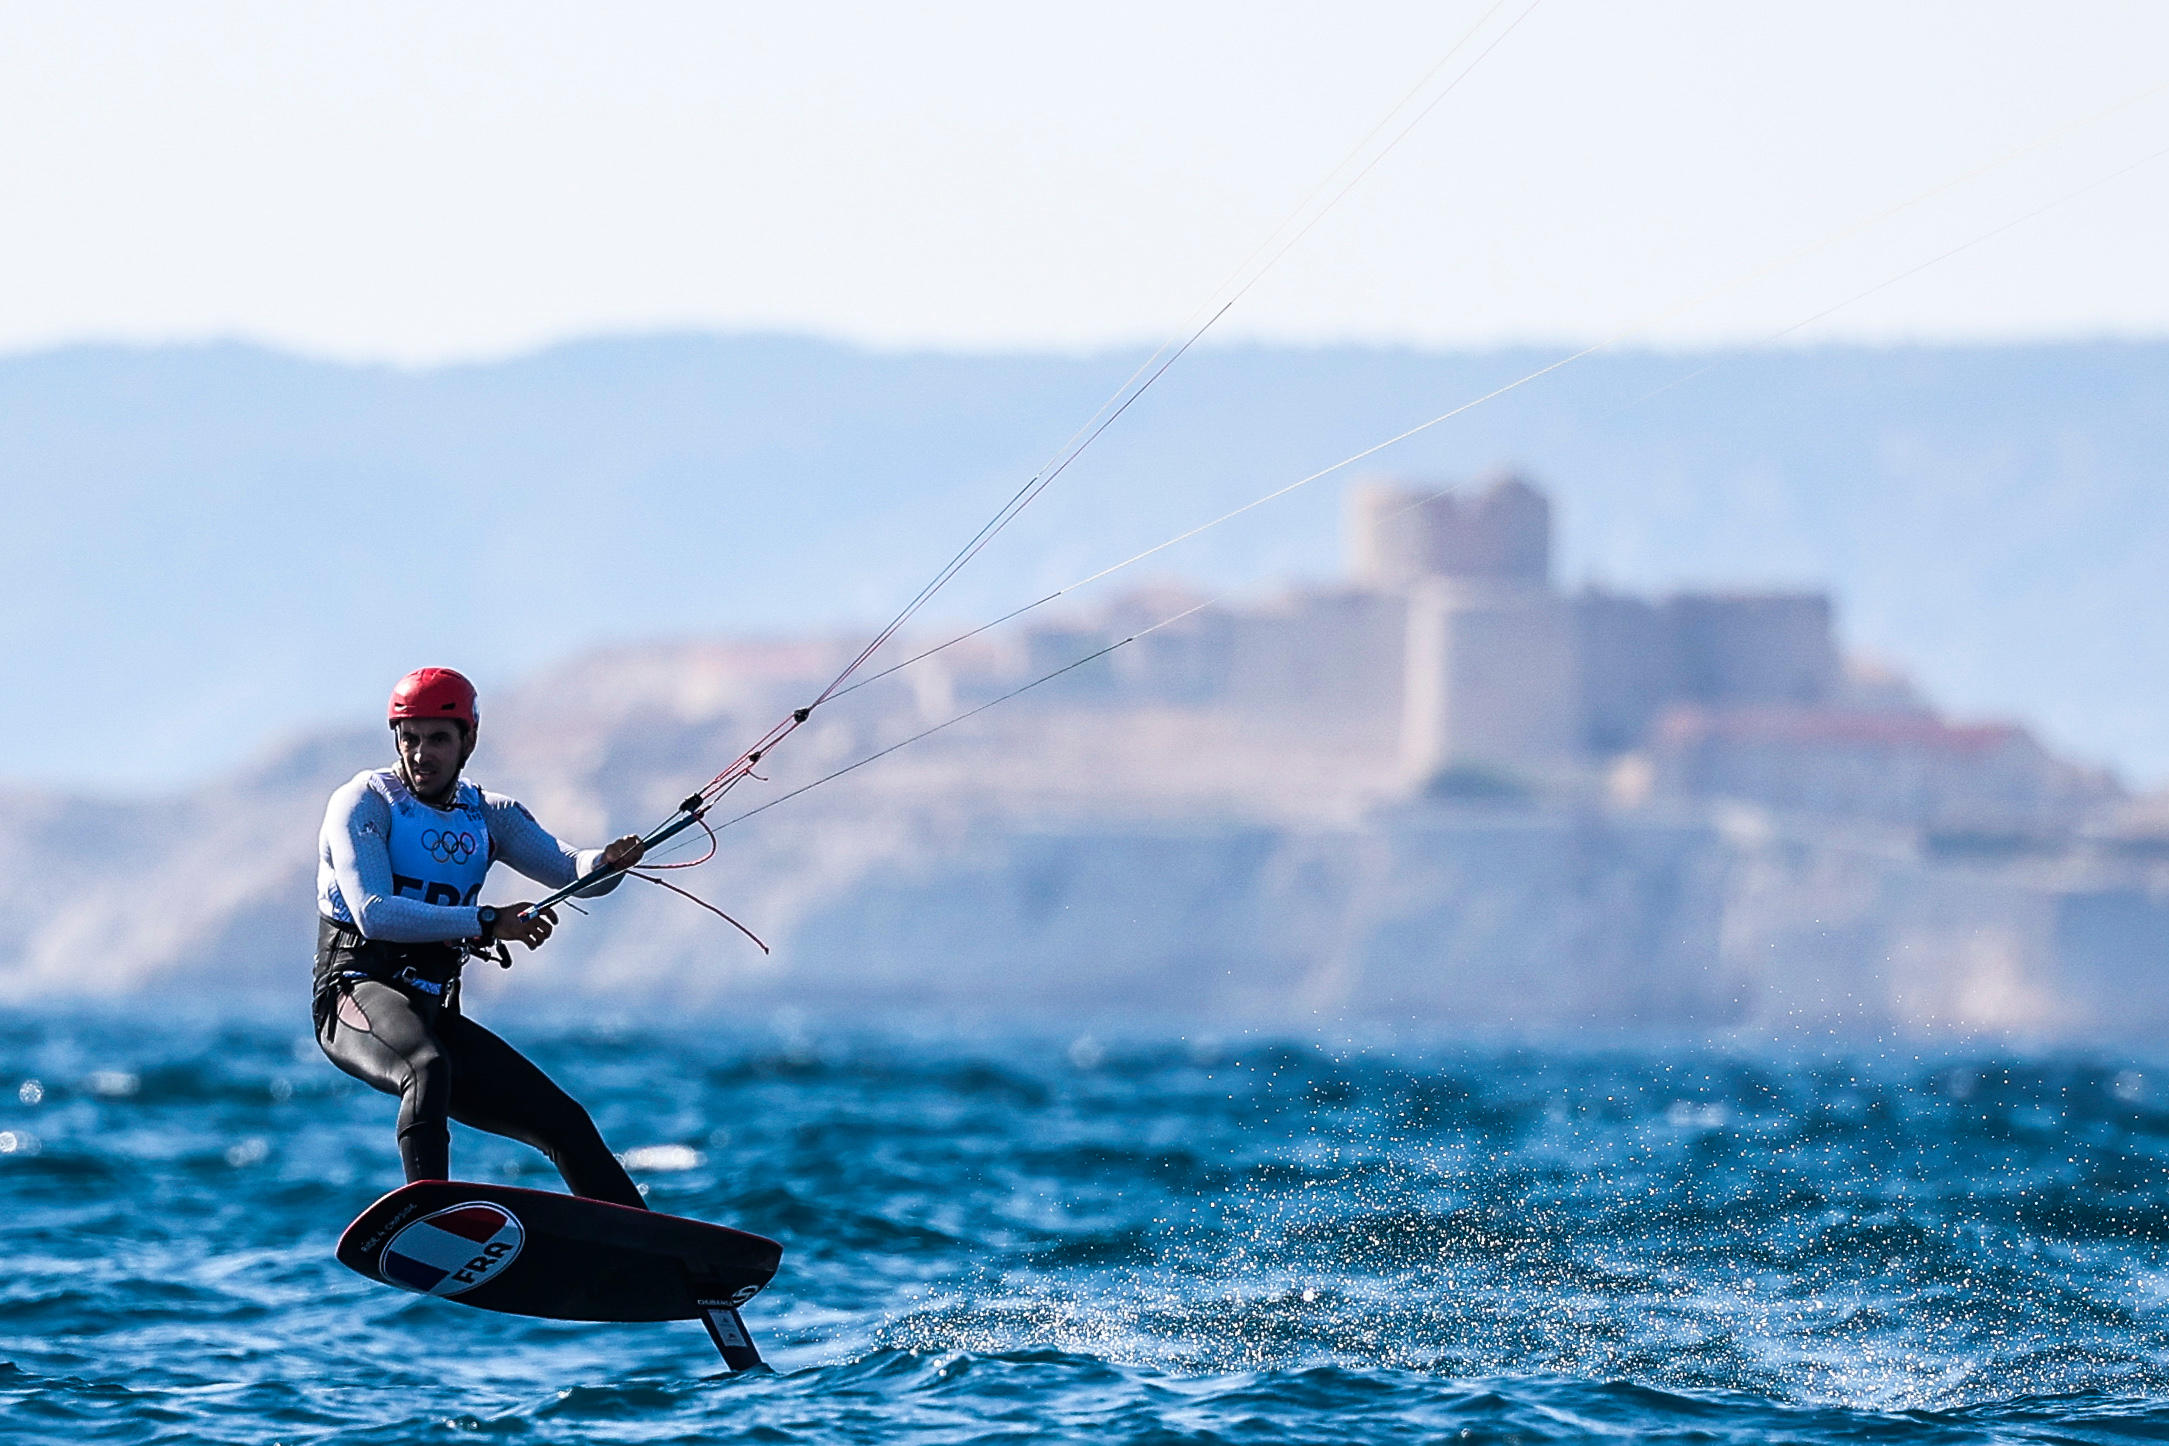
[337,1181,782,1369]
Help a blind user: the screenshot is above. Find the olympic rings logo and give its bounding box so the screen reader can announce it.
[420,829,478,865]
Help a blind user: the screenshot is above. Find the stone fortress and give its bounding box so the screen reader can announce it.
[1010,472,2107,839]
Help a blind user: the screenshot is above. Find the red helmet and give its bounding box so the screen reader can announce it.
[387,668,478,728]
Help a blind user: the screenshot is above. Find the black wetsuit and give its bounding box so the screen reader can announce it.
[313,919,644,1209]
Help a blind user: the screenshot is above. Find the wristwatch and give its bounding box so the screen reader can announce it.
[476,905,501,941]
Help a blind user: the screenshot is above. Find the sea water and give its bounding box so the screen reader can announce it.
[6,1008,2169,1443]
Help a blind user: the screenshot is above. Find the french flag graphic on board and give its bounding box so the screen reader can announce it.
[379,1202,526,1297]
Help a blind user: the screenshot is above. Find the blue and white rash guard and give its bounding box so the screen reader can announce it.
[317,768,623,943]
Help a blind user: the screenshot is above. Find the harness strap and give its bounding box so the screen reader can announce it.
[313,916,467,1019]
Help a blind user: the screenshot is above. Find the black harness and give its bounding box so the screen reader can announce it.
[312,915,466,1028]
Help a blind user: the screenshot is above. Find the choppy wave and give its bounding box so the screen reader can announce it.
[6,1011,2169,1442]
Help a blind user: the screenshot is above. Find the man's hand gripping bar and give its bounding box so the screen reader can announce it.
[519,795,707,920]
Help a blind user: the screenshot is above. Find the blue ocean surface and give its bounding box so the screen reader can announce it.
[6,1009,2169,1444]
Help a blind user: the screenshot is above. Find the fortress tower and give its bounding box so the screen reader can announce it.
[1355,474,1580,782]
[1350,472,1550,589]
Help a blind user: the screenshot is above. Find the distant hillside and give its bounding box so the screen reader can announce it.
[5,634,2163,1037]
[2,335,2163,786]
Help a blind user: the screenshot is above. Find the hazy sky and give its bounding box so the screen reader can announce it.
[2,1,2165,363]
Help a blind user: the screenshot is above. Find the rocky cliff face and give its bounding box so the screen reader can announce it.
[4,637,2163,1037]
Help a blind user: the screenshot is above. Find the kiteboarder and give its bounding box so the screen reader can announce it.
[312,666,649,1208]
